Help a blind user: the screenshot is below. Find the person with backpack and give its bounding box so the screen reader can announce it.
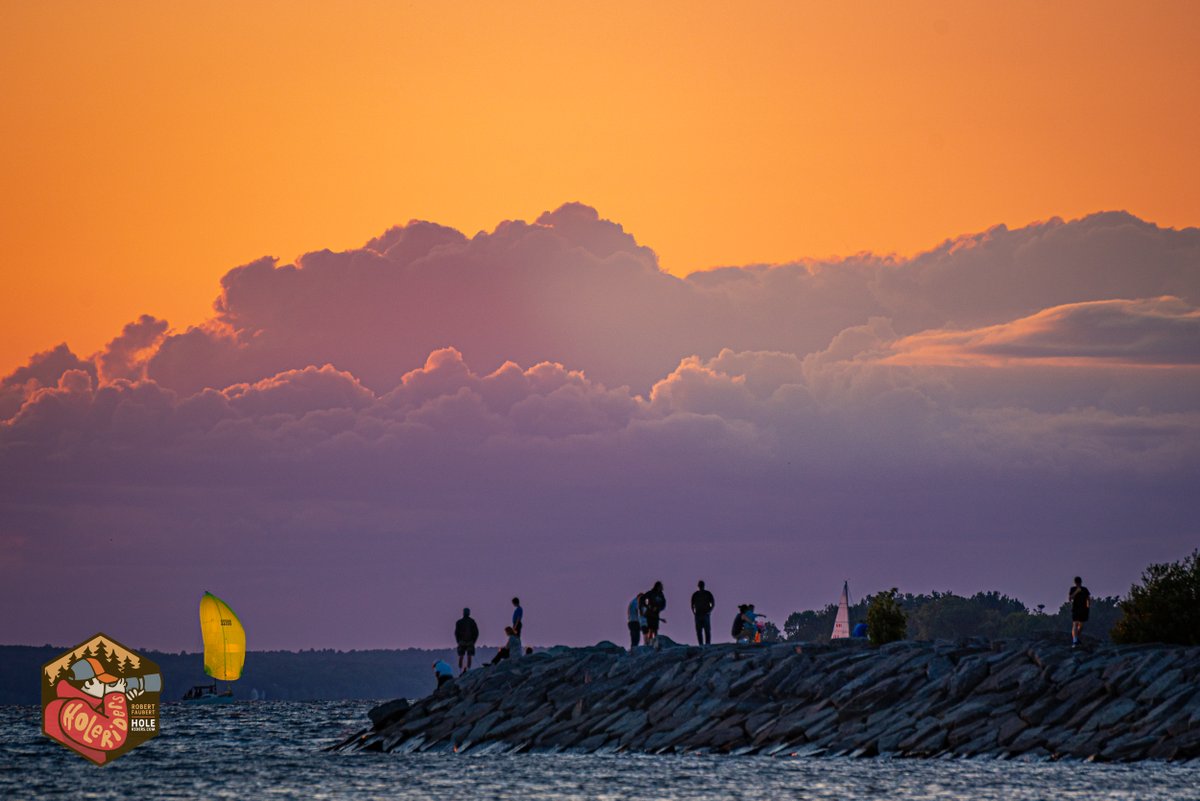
[691,580,715,645]
[454,608,479,674]
[641,581,666,646]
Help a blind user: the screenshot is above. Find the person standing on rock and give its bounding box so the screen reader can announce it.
[627,594,642,652]
[642,581,666,647]
[511,597,523,636]
[1069,576,1091,647]
[455,608,479,673]
[691,580,715,645]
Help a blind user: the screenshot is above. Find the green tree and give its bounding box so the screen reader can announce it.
[783,605,836,641]
[783,599,870,641]
[1111,550,1200,645]
[866,588,907,645]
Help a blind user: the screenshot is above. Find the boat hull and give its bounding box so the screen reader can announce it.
[182,694,234,704]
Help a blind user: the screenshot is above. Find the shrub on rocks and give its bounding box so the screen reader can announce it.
[1112,549,1200,645]
[866,588,907,645]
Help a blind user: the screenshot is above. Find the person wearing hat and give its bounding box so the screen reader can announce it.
[432,659,454,688]
[43,657,142,764]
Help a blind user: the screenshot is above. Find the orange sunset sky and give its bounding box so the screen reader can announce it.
[2,1,1198,374]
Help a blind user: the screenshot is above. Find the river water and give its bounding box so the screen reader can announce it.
[3,701,1198,800]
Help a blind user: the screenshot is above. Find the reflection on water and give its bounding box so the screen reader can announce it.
[3,701,1198,800]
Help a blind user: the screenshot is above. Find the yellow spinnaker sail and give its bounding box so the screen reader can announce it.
[199,591,245,681]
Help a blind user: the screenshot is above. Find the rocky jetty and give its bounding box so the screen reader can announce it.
[333,638,1200,761]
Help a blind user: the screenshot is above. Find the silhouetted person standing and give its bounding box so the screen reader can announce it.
[511,597,523,636]
[455,608,479,673]
[691,580,715,645]
[627,594,643,652]
[1069,577,1091,647]
[642,581,666,646]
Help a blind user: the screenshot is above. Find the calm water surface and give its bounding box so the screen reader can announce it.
[3,701,1197,800]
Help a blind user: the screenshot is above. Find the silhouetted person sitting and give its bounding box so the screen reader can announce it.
[734,604,761,643]
[731,605,748,642]
[507,625,523,660]
[487,627,518,666]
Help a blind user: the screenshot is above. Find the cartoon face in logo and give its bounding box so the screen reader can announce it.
[42,633,162,765]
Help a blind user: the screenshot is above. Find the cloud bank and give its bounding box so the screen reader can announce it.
[3,205,1198,650]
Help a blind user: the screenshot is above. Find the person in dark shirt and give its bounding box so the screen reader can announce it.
[732,605,749,641]
[1069,577,1091,647]
[641,582,666,647]
[691,580,715,645]
[454,608,479,673]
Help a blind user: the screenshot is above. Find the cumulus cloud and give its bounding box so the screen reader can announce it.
[0,343,95,421]
[2,205,1199,650]
[125,205,1200,398]
[96,314,169,382]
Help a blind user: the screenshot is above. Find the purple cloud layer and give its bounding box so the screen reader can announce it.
[3,206,1198,651]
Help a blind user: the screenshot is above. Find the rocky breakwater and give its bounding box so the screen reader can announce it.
[334,638,1200,761]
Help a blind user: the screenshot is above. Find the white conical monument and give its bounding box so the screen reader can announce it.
[831,580,851,639]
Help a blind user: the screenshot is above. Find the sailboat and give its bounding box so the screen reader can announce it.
[183,591,245,703]
[831,580,851,639]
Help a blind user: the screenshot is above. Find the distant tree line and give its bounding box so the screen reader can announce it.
[784,589,1122,643]
[785,550,1198,646]
[3,645,498,706]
